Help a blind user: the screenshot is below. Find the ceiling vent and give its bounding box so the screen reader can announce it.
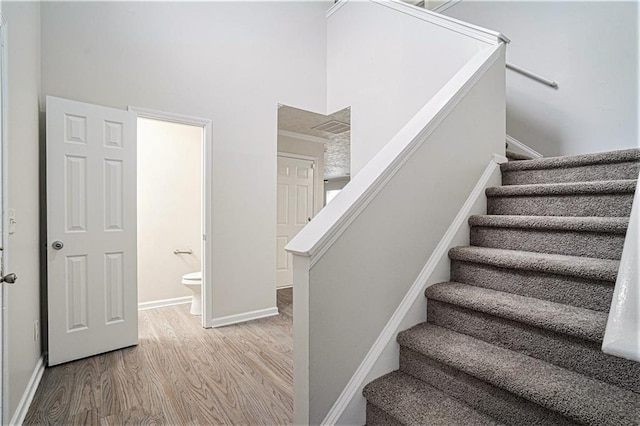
[312,120,350,134]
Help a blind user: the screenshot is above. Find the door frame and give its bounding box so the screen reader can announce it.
[0,12,7,423]
[128,106,213,328]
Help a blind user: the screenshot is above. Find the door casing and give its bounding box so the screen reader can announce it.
[0,12,7,423]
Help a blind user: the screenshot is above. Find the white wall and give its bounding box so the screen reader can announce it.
[137,118,202,304]
[327,0,493,175]
[443,1,639,156]
[40,1,329,322]
[2,1,42,420]
[277,133,325,215]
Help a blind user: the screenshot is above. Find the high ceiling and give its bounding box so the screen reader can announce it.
[278,105,351,180]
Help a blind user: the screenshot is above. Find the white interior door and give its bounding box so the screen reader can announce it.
[46,96,137,366]
[277,155,314,287]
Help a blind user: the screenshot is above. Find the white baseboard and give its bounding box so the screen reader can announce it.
[138,296,192,311]
[506,134,543,159]
[323,157,503,425]
[9,355,44,426]
[211,307,279,328]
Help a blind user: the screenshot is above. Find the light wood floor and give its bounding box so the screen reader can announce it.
[24,288,293,425]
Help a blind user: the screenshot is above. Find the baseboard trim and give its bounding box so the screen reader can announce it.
[506,134,543,159]
[9,355,44,426]
[211,307,279,328]
[322,156,503,425]
[138,296,192,311]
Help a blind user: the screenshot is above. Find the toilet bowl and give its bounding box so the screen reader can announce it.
[182,271,202,315]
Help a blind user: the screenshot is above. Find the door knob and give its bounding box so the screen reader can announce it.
[0,273,17,284]
[52,240,64,250]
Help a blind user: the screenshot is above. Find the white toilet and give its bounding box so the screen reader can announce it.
[182,271,202,315]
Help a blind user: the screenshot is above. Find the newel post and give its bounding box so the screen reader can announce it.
[292,254,311,425]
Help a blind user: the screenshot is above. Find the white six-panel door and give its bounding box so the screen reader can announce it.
[46,96,137,366]
[276,155,314,287]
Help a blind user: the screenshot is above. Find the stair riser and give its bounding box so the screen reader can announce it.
[502,162,640,185]
[366,403,403,426]
[487,193,633,217]
[470,227,625,260]
[399,347,577,426]
[450,260,614,311]
[427,300,639,392]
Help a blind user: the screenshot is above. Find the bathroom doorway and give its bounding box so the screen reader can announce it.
[131,107,213,328]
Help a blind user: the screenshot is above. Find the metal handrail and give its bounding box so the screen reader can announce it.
[506,62,558,89]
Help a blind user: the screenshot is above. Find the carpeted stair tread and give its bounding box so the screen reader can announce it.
[500,148,640,172]
[397,324,640,425]
[450,257,614,311]
[366,403,403,426]
[448,246,619,282]
[426,282,606,342]
[363,370,502,426]
[399,347,583,425]
[426,292,640,392]
[486,179,636,197]
[506,150,534,161]
[468,215,629,233]
[501,163,640,186]
[469,215,627,260]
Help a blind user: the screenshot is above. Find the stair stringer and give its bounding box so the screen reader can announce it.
[325,155,506,425]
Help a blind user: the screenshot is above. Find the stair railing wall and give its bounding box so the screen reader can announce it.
[603,170,640,362]
[287,5,507,420]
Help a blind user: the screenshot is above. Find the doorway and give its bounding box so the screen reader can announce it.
[275,105,351,288]
[129,107,213,328]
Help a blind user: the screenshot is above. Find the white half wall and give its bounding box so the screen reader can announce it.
[443,1,639,156]
[137,118,202,304]
[327,0,495,175]
[289,41,506,424]
[40,1,330,322]
[1,1,42,421]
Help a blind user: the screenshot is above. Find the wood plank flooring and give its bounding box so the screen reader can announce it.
[24,288,293,425]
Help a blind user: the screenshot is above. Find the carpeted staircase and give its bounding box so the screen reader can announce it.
[363,148,640,425]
